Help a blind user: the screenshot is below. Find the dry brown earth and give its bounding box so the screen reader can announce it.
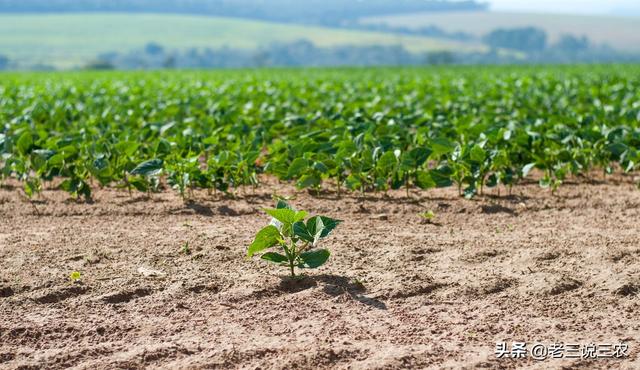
[1,177,639,369]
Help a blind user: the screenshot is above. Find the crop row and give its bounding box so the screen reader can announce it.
[1,66,639,200]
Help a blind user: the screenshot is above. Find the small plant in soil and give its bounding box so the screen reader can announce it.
[248,200,341,277]
[69,271,81,282]
[419,210,436,221]
[181,241,191,255]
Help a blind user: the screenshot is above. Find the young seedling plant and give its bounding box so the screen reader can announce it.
[419,210,436,223]
[69,271,82,282]
[247,201,341,277]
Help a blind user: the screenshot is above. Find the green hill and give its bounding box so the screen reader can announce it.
[361,11,640,52]
[0,13,485,69]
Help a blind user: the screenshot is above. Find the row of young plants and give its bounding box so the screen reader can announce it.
[1,66,639,200]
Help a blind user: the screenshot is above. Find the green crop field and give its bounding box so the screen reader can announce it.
[362,11,640,52]
[1,65,639,201]
[0,13,483,69]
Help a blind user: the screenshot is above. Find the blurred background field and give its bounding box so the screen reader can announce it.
[0,13,482,69]
[0,0,639,70]
[362,12,640,52]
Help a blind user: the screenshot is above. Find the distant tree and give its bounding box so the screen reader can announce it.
[358,22,475,42]
[144,42,164,56]
[483,27,548,52]
[0,54,8,70]
[163,55,176,69]
[91,39,428,69]
[426,51,455,65]
[84,59,115,70]
[554,34,590,52]
[30,63,56,71]
[251,50,270,67]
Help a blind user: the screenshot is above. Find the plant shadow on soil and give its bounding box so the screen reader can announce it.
[185,201,215,216]
[304,187,454,205]
[278,274,387,310]
[167,201,256,217]
[480,203,516,215]
[121,195,168,204]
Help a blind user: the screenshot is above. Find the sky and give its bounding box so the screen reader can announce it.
[489,0,640,16]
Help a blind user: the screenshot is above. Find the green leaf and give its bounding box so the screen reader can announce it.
[17,132,33,155]
[313,161,329,173]
[92,155,109,171]
[275,199,291,209]
[522,163,536,178]
[60,178,78,193]
[345,174,362,190]
[486,173,498,187]
[415,170,436,189]
[400,147,430,170]
[376,151,398,173]
[32,149,55,160]
[295,216,325,245]
[299,249,331,269]
[470,144,486,162]
[47,154,64,167]
[306,216,341,239]
[264,208,308,226]
[409,147,431,166]
[287,158,309,178]
[293,221,315,243]
[114,141,139,156]
[261,252,288,264]
[128,176,149,192]
[24,179,40,198]
[60,178,91,198]
[607,143,628,158]
[248,225,281,257]
[244,150,260,165]
[430,138,456,157]
[429,166,453,188]
[296,174,321,189]
[131,159,163,176]
[59,145,79,159]
[306,216,324,240]
[156,139,172,157]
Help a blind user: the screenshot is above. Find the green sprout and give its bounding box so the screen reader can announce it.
[248,200,341,277]
[182,241,191,255]
[70,271,82,282]
[419,210,436,222]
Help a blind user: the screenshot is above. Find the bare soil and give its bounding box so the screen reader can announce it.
[1,177,640,369]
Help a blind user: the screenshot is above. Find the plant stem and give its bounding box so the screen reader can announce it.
[285,241,296,277]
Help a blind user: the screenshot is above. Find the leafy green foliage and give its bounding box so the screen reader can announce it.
[0,67,639,200]
[248,201,341,277]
